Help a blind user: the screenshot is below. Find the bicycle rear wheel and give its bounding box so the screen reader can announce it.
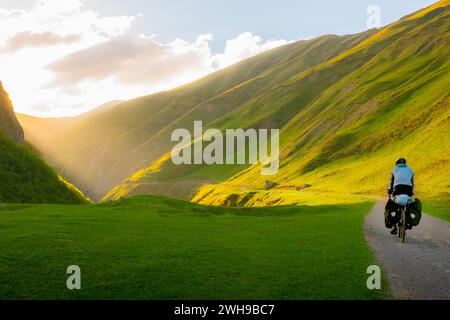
[400,208,406,242]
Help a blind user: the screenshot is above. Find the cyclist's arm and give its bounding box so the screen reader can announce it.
[388,172,394,192]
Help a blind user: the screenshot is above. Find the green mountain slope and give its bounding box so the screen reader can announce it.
[192,0,450,206]
[0,84,90,204]
[106,0,450,205]
[21,30,376,201]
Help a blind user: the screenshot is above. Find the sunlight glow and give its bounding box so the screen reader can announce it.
[0,0,289,117]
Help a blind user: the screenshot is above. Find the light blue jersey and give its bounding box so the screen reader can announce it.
[389,163,414,188]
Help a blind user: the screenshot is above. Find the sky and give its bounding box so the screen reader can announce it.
[0,0,437,117]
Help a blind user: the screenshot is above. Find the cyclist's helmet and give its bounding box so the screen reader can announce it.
[396,158,407,165]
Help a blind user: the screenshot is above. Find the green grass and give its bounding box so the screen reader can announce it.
[0,196,386,299]
[422,198,450,222]
[0,132,89,204]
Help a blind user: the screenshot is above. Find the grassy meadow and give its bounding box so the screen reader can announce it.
[0,195,386,300]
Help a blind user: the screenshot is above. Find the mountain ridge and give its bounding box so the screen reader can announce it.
[0,83,91,204]
[0,81,24,144]
[105,0,450,205]
[20,30,377,201]
[17,99,124,150]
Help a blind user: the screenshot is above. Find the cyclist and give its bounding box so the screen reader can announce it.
[387,158,414,235]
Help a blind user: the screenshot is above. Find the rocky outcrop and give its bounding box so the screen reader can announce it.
[0,81,24,144]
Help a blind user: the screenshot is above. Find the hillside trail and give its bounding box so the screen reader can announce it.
[364,202,450,300]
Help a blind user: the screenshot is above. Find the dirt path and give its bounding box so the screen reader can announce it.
[364,201,450,300]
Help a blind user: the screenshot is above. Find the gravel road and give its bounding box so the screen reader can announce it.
[364,201,450,300]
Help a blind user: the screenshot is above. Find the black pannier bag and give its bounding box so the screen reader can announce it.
[384,197,422,228]
[384,198,399,228]
[407,198,422,226]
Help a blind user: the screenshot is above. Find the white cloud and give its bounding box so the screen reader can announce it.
[35,0,83,13]
[212,32,290,68]
[0,0,290,117]
[0,31,81,53]
[46,34,214,91]
[0,0,135,44]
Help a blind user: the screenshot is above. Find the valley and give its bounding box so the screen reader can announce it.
[15,1,449,209]
[0,0,449,300]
